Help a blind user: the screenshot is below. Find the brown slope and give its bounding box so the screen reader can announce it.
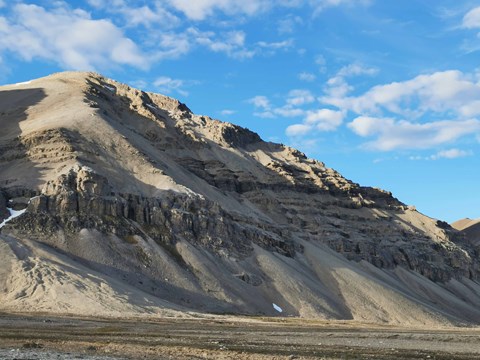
[0,71,479,325]
[452,218,480,246]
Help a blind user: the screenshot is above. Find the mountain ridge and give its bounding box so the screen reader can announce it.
[1,71,479,325]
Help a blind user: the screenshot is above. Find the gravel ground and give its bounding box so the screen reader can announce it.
[0,348,126,360]
[0,313,479,359]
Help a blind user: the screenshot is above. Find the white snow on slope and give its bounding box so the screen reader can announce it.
[14,81,32,86]
[104,85,116,92]
[0,208,27,229]
[273,303,283,313]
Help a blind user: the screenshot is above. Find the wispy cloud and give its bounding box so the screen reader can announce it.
[164,0,371,21]
[277,15,303,34]
[286,89,315,106]
[187,28,292,59]
[460,6,480,53]
[409,148,473,161]
[310,0,372,16]
[87,0,180,29]
[462,6,480,29]
[220,109,236,115]
[165,0,270,21]
[248,95,271,109]
[337,63,378,77]
[431,148,473,160]
[190,28,255,59]
[298,72,316,82]
[153,76,190,96]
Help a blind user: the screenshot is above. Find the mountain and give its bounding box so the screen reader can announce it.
[452,219,480,247]
[1,72,479,325]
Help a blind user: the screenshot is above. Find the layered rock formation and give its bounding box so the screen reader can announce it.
[1,72,479,325]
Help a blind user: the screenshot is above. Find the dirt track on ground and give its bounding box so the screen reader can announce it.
[0,313,479,359]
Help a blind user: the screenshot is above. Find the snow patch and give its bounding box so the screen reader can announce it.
[146,104,157,110]
[0,208,27,229]
[272,303,283,313]
[14,81,31,86]
[104,85,116,92]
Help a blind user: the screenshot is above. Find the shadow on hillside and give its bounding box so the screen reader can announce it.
[0,88,47,204]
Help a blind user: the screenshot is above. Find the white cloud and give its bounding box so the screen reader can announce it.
[250,90,313,119]
[0,4,147,70]
[324,75,353,98]
[277,16,303,34]
[311,0,372,16]
[286,124,311,136]
[337,63,377,77]
[165,0,369,21]
[87,0,180,28]
[318,69,480,151]
[86,0,105,8]
[324,70,480,117]
[166,0,270,20]
[0,3,289,69]
[298,72,316,82]
[274,107,305,117]
[409,149,473,161]
[248,95,271,109]
[120,5,180,28]
[348,116,387,137]
[460,100,480,117]
[304,109,345,131]
[462,7,480,29]
[431,148,473,160]
[315,54,327,72]
[461,7,480,53]
[254,111,275,118]
[189,28,292,59]
[129,79,148,89]
[153,76,189,96]
[348,117,480,151]
[156,27,290,61]
[256,39,294,50]
[220,109,236,115]
[188,28,255,59]
[286,89,315,106]
[315,55,326,66]
[154,32,191,60]
[285,108,345,136]
[322,62,377,101]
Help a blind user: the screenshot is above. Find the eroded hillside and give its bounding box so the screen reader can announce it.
[1,72,479,325]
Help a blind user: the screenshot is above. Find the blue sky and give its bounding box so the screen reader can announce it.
[0,0,479,222]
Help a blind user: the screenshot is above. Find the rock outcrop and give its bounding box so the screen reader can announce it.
[0,191,8,221]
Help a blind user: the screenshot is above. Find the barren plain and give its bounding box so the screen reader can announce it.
[0,313,479,359]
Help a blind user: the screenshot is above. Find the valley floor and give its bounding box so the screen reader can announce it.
[0,314,479,359]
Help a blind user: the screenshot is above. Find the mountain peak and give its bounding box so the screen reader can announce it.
[1,72,480,325]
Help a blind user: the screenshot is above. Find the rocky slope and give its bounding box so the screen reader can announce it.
[0,72,479,325]
[452,218,480,247]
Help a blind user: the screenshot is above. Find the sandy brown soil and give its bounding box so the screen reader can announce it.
[0,313,479,359]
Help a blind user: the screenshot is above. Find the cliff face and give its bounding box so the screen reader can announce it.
[0,72,479,324]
